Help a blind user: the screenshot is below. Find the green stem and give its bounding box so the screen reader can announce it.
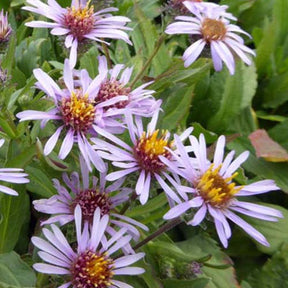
[130,34,166,88]
[101,41,112,69]
[133,217,183,250]
[119,191,137,215]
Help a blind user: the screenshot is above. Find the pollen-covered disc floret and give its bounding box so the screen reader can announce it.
[61,90,95,132]
[97,80,131,109]
[134,130,173,173]
[201,18,227,42]
[63,3,95,41]
[196,164,241,208]
[72,189,112,221]
[71,250,114,288]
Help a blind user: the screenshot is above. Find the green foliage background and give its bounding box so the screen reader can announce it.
[0,0,288,287]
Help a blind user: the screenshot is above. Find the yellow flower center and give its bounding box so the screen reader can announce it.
[134,130,173,173]
[72,250,114,288]
[64,1,95,40]
[201,18,227,42]
[61,90,95,132]
[196,164,242,207]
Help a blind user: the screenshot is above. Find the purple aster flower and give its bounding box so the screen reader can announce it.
[34,156,148,242]
[94,55,162,118]
[32,205,145,288]
[16,59,125,172]
[165,1,255,75]
[0,139,29,196]
[161,134,283,248]
[93,111,193,205]
[167,0,235,18]
[0,9,12,50]
[23,0,132,68]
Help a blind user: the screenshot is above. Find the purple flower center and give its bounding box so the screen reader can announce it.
[72,189,111,222]
[196,164,241,207]
[71,250,114,288]
[96,80,131,109]
[133,130,172,173]
[61,90,96,133]
[63,4,95,41]
[201,18,227,42]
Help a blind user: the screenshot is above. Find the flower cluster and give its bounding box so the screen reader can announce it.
[0,1,284,287]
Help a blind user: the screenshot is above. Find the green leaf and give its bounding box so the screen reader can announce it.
[261,71,288,108]
[133,4,171,76]
[248,243,288,288]
[0,189,30,253]
[26,166,56,198]
[126,193,167,218]
[0,251,36,287]
[163,278,209,288]
[207,62,257,133]
[269,119,288,151]
[158,84,194,131]
[243,204,288,255]
[79,46,99,78]
[150,59,211,94]
[177,235,240,288]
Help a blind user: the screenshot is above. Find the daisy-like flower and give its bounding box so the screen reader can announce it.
[94,56,161,118]
[161,134,283,248]
[16,59,126,172]
[34,156,148,242]
[93,111,192,205]
[165,1,255,75]
[32,205,145,288]
[0,139,29,196]
[167,0,234,18]
[23,0,132,68]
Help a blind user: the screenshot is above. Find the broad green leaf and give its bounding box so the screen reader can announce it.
[0,251,36,287]
[269,119,288,151]
[238,0,275,32]
[261,71,288,108]
[248,243,288,287]
[79,45,99,78]
[207,62,257,133]
[133,4,171,76]
[158,84,194,131]
[273,0,288,47]
[26,166,56,198]
[2,35,16,73]
[126,193,167,218]
[177,235,240,288]
[253,20,276,77]
[163,278,209,288]
[150,59,211,94]
[0,188,30,253]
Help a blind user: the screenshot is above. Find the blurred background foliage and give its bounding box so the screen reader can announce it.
[0,0,288,287]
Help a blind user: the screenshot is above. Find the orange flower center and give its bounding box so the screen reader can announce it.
[72,250,114,288]
[61,90,95,132]
[196,164,242,207]
[133,130,173,173]
[201,18,227,42]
